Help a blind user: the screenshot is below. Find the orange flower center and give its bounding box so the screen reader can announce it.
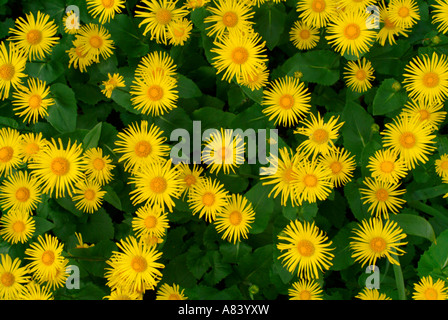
[299,29,311,40]
[147,85,164,101]
[28,94,42,109]
[0,146,13,163]
[279,94,295,110]
[50,157,70,176]
[231,47,249,65]
[102,0,115,8]
[282,167,295,183]
[144,215,157,229]
[12,221,26,233]
[89,35,103,49]
[222,11,238,27]
[41,250,55,266]
[168,293,181,300]
[344,23,361,40]
[311,0,326,12]
[92,158,105,170]
[184,174,196,187]
[303,174,318,188]
[380,160,395,173]
[297,239,315,257]
[131,256,147,272]
[229,210,243,226]
[330,161,343,174]
[24,142,39,156]
[399,132,416,149]
[424,288,438,300]
[202,192,215,207]
[84,189,96,201]
[418,109,430,121]
[370,237,386,253]
[422,72,439,88]
[0,272,15,287]
[300,290,311,300]
[156,9,172,25]
[26,29,42,45]
[0,64,15,81]
[15,187,30,202]
[312,128,329,144]
[150,177,167,194]
[355,69,367,81]
[398,6,410,18]
[440,160,448,171]
[134,141,152,158]
[375,188,389,201]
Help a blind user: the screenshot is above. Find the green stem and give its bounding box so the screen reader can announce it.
[392,256,406,300]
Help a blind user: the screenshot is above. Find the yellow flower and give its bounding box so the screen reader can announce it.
[343,57,375,93]
[366,148,408,183]
[356,288,392,300]
[75,232,94,249]
[101,73,126,98]
[185,0,210,9]
[81,147,115,186]
[132,204,170,239]
[156,283,188,300]
[0,170,41,214]
[76,23,115,62]
[167,18,193,46]
[337,0,377,13]
[288,279,323,300]
[401,99,447,131]
[103,287,143,300]
[277,220,334,279]
[289,21,320,50]
[72,180,106,214]
[388,0,420,29]
[66,38,95,73]
[0,41,27,100]
[319,146,356,188]
[432,0,448,34]
[412,276,448,300]
[376,1,410,46]
[19,281,54,300]
[296,0,337,28]
[0,254,30,300]
[0,127,24,176]
[175,162,205,198]
[0,210,35,244]
[134,51,177,79]
[435,154,448,178]
[236,63,269,91]
[63,11,81,35]
[8,11,59,61]
[19,132,48,163]
[87,0,125,24]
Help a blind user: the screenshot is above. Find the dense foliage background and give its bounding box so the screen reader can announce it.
[1,0,448,300]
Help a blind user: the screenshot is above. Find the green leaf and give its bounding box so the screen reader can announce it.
[254,4,286,50]
[82,122,102,150]
[33,216,55,236]
[244,182,275,234]
[418,229,448,277]
[372,79,408,116]
[177,74,202,99]
[410,184,448,201]
[203,251,232,285]
[47,83,78,133]
[103,185,123,211]
[390,213,436,243]
[344,181,370,221]
[0,116,19,129]
[78,209,114,243]
[237,245,273,287]
[330,222,357,271]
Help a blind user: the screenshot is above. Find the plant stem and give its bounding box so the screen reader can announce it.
[392,255,406,300]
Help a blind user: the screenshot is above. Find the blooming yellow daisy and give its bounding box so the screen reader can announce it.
[0,170,41,214]
[0,127,24,176]
[167,18,193,46]
[211,29,268,83]
[43,258,69,290]
[104,287,143,300]
[204,0,255,39]
[360,177,406,219]
[135,0,189,45]
[175,162,204,198]
[28,138,84,198]
[202,128,245,175]
[129,159,182,213]
[296,0,337,28]
[63,11,80,35]
[289,21,320,50]
[403,52,448,105]
[214,193,255,244]
[185,0,210,9]
[435,154,448,178]
[432,0,448,34]
[412,276,448,300]
[319,146,356,188]
[19,281,54,300]
[381,115,437,170]
[325,9,377,57]
[87,0,125,24]
[188,177,229,222]
[401,99,447,131]
[66,38,95,73]
[0,211,35,244]
[72,180,106,214]
[262,76,312,127]
[130,72,179,117]
[11,77,54,124]
[132,204,170,239]
[350,217,407,267]
[277,220,334,279]
[294,112,344,158]
[0,41,27,100]
[366,148,408,183]
[101,73,126,98]
[114,121,170,173]
[236,63,269,91]
[75,232,94,249]
[338,0,377,13]
[0,254,30,300]
[76,23,115,62]
[134,51,177,79]
[105,236,164,292]
[288,279,323,300]
[8,11,59,61]
[343,57,375,93]
[156,283,188,300]
[376,1,410,46]
[388,0,420,29]
[356,288,392,300]
[81,147,115,186]
[19,132,48,163]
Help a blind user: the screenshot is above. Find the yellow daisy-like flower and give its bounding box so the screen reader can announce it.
[387,0,420,29]
[0,210,35,244]
[87,0,125,24]
[288,279,324,300]
[366,148,408,184]
[211,29,268,83]
[167,18,193,46]
[0,170,41,214]
[11,77,54,124]
[432,0,448,34]
[75,232,94,249]
[105,236,165,292]
[19,281,54,300]
[294,112,344,158]
[19,132,48,163]
[277,220,334,279]
[129,159,182,213]
[185,0,210,9]
[0,254,30,300]
[188,177,229,222]
[319,146,356,188]
[28,138,84,198]
[343,57,375,93]
[360,176,406,219]
[202,128,245,175]
[76,23,115,62]
[175,162,204,198]
[204,0,254,40]
[134,51,177,79]
[381,115,437,170]
[296,0,337,28]
[236,63,269,91]
[289,21,320,50]
[350,217,407,267]
[8,11,59,61]
[135,0,189,45]
[435,154,448,178]
[130,72,179,117]
[214,193,255,244]
[66,38,95,73]
[260,147,302,206]
[401,99,447,131]
[43,258,69,290]
[156,283,188,300]
[81,147,115,186]
[0,41,27,100]
[114,120,170,173]
[72,180,106,214]
[376,1,410,46]
[355,288,392,300]
[25,233,67,284]
[262,76,312,127]
[412,276,448,300]
[104,287,143,300]
[338,0,376,13]
[325,9,376,58]
[0,127,24,176]
[403,52,448,105]
[63,11,80,35]
[101,73,126,98]
[132,204,170,239]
